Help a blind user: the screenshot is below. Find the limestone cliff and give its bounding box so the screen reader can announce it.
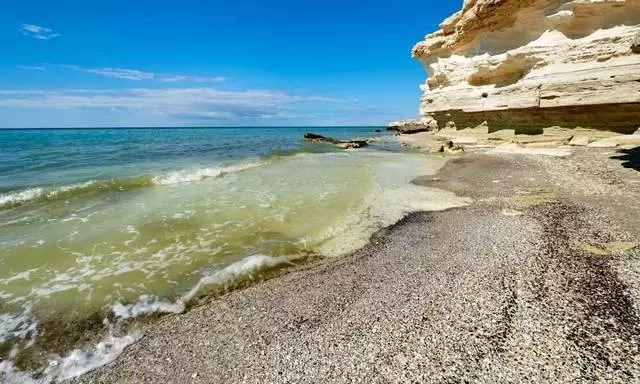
[412,0,640,134]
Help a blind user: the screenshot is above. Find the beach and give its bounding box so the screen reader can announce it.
[2,0,640,381]
[1,127,471,381]
[71,147,640,383]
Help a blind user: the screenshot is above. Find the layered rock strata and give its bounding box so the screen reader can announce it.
[412,0,640,134]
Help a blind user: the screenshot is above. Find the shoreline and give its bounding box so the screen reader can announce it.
[1,140,461,382]
[70,147,640,383]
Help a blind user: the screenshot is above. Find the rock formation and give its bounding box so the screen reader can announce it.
[303,133,369,149]
[387,118,439,133]
[412,0,640,134]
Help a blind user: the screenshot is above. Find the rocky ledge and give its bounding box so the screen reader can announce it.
[387,118,438,134]
[412,0,640,134]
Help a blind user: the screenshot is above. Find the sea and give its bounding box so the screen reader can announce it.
[0,127,468,382]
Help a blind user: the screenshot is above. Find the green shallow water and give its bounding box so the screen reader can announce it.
[0,128,470,382]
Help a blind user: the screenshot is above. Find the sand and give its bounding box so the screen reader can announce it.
[72,147,640,383]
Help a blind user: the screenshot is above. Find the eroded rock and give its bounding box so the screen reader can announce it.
[412,0,640,134]
[387,117,438,134]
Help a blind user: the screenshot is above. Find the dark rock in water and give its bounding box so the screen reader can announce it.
[632,32,640,54]
[375,129,382,133]
[304,133,369,149]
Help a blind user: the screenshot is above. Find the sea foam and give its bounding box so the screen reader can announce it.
[112,254,292,319]
[0,181,98,209]
[151,161,265,185]
[0,160,265,209]
[0,332,140,383]
[0,188,44,208]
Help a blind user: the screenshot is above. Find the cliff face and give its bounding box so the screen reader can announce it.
[413,0,640,134]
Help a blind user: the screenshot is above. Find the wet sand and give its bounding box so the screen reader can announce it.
[73,148,640,383]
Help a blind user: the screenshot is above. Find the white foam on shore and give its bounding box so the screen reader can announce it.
[151,161,265,185]
[42,332,141,382]
[0,309,37,344]
[112,254,291,319]
[111,295,185,319]
[0,332,140,383]
[182,254,291,302]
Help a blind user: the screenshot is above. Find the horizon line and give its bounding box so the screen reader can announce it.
[0,125,388,130]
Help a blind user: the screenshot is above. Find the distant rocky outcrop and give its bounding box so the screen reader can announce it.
[303,133,369,149]
[412,0,640,134]
[387,117,438,134]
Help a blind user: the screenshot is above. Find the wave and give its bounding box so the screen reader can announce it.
[0,254,296,383]
[0,161,266,210]
[0,332,141,384]
[151,161,264,186]
[0,179,152,209]
[112,254,293,319]
[0,188,44,209]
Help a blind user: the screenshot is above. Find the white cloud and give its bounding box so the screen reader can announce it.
[66,66,155,81]
[0,87,356,125]
[17,66,46,71]
[160,75,227,83]
[19,24,60,40]
[65,65,227,83]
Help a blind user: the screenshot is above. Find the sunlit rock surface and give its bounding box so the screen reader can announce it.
[412,0,640,134]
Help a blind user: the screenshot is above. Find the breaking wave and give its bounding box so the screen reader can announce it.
[151,161,264,185]
[0,254,296,383]
[0,332,141,384]
[0,161,266,209]
[112,254,293,319]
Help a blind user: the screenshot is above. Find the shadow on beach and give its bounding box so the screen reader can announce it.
[610,146,640,172]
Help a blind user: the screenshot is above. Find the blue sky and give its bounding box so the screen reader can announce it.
[0,1,460,127]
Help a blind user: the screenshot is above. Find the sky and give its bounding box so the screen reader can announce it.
[0,1,461,128]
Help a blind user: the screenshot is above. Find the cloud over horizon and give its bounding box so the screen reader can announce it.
[19,24,60,40]
[0,87,380,126]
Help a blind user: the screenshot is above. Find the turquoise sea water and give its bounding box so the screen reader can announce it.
[0,127,380,193]
[0,127,468,382]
